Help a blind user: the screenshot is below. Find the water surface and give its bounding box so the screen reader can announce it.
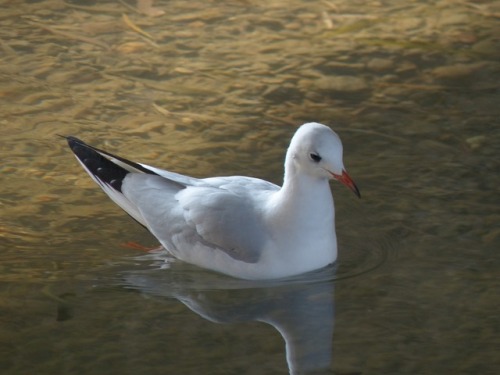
[1,0,499,374]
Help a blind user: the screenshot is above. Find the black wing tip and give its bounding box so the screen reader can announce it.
[62,135,129,192]
[61,135,162,193]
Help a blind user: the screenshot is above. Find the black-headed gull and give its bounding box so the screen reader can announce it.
[63,122,360,280]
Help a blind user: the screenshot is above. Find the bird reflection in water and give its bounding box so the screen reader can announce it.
[122,260,336,375]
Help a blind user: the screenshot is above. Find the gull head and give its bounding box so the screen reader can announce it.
[287,122,360,198]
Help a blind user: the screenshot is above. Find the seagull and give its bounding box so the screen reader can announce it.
[63,122,360,280]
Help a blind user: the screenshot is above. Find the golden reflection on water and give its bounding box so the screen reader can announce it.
[0,0,499,374]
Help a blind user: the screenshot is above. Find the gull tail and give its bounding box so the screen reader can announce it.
[61,136,157,227]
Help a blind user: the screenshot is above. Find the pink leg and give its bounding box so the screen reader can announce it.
[121,241,163,253]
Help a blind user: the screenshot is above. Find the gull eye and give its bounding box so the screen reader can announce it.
[310,153,322,163]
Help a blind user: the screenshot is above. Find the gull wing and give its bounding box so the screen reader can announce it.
[122,174,276,263]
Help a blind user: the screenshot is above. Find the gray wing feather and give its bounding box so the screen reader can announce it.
[122,174,269,263]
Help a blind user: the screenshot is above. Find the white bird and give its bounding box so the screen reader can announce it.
[63,122,360,280]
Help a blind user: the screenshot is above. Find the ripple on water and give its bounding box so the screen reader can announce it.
[119,234,393,293]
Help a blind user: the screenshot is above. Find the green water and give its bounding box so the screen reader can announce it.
[1,0,499,374]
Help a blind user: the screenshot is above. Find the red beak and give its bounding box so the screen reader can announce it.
[332,170,361,198]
